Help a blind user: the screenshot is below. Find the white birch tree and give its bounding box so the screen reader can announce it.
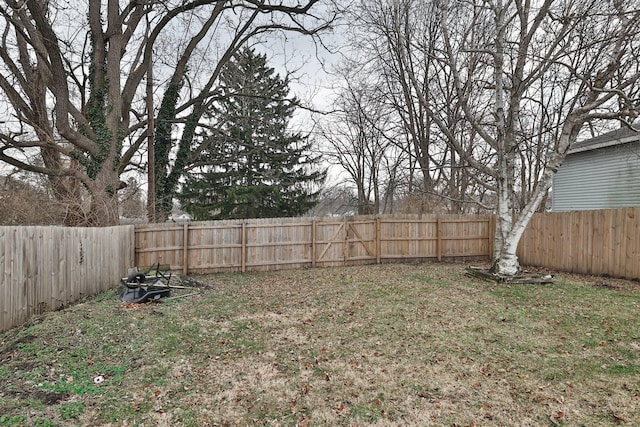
[435,0,640,274]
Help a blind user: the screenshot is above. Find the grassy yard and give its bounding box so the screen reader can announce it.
[1,263,639,426]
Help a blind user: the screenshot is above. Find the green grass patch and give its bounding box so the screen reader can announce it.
[58,401,84,420]
[606,364,640,375]
[0,415,26,426]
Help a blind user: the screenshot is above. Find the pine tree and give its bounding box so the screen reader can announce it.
[179,48,325,220]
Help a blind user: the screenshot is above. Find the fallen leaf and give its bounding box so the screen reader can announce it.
[611,412,627,424]
[334,402,348,414]
[549,410,565,425]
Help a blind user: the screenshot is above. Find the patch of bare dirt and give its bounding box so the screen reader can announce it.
[0,335,35,363]
[2,386,69,405]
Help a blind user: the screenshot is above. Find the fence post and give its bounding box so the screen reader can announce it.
[182,223,189,275]
[376,217,381,264]
[130,225,136,269]
[241,223,247,273]
[343,219,348,264]
[437,218,442,262]
[311,220,317,268]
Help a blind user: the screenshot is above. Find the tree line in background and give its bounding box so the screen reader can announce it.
[2,0,640,274]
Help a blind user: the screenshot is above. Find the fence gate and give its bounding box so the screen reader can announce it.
[314,219,377,266]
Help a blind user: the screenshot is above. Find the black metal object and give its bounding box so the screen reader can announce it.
[119,263,173,303]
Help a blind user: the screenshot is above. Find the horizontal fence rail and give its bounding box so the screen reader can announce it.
[517,207,640,280]
[134,214,494,274]
[0,225,135,332]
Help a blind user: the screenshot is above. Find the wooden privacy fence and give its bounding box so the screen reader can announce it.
[134,214,494,274]
[517,207,640,280]
[4,209,640,332]
[0,225,134,332]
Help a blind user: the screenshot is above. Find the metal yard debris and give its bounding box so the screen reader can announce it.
[465,266,555,285]
[119,263,188,303]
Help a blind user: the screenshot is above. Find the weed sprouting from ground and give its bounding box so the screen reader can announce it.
[1,263,639,426]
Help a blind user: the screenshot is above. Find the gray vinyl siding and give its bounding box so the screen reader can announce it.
[552,142,640,211]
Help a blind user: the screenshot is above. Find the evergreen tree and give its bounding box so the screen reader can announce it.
[179,48,325,220]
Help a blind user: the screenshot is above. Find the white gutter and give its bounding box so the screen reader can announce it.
[568,134,640,154]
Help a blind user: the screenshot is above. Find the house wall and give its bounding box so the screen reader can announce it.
[552,142,640,211]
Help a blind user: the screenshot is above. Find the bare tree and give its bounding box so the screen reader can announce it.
[318,68,407,215]
[346,0,494,213]
[0,0,336,225]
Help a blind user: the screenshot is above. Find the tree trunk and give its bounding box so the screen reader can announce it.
[491,180,548,276]
[490,0,520,275]
[491,111,583,275]
[86,174,121,226]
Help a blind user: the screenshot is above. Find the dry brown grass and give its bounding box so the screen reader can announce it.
[1,262,639,426]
